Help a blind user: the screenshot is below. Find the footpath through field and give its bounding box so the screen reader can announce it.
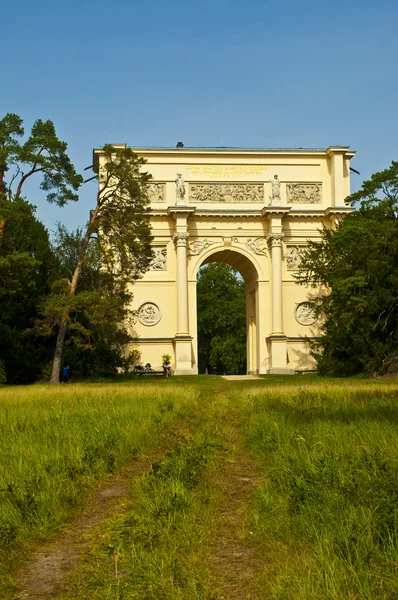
[11,377,267,599]
[7,375,398,599]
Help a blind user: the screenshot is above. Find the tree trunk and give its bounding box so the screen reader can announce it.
[49,214,96,384]
[49,317,68,384]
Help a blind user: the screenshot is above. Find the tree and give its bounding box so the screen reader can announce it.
[47,145,153,383]
[197,263,246,374]
[0,113,82,203]
[297,161,398,376]
[34,224,138,379]
[0,198,56,382]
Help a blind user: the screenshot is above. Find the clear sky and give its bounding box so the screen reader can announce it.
[1,0,397,234]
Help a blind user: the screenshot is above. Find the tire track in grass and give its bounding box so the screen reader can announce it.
[14,382,266,599]
[15,457,152,599]
[204,392,265,600]
[47,393,224,599]
[12,416,193,600]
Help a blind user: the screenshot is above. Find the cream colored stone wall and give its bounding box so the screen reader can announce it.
[94,146,354,374]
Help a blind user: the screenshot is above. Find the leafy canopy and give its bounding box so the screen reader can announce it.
[0,113,82,204]
[297,161,398,376]
[0,198,55,383]
[45,145,153,383]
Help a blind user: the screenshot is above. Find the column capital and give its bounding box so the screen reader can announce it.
[267,232,284,248]
[173,232,189,248]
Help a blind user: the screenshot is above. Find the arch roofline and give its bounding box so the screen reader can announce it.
[93,145,356,170]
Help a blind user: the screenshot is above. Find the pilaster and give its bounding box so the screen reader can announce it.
[263,207,293,373]
[170,210,196,375]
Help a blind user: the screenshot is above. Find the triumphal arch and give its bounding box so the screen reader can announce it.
[94,145,354,374]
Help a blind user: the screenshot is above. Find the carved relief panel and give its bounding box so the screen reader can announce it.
[294,302,317,326]
[235,237,268,256]
[150,246,167,270]
[286,184,322,204]
[188,238,216,256]
[285,245,304,270]
[189,183,264,203]
[147,182,165,203]
[137,302,162,326]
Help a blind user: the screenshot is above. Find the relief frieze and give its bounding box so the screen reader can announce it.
[189,183,264,203]
[234,237,267,256]
[286,183,322,204]
[147,182,165,202]
[188,238,216,256]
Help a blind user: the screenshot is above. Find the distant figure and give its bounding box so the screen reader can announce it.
[163,362,171,377]
[212,365,219,376]
[62,365,70,384]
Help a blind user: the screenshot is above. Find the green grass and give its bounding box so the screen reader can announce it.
[1,376,398,598]
[0,383,195,583]
[239,385,398,599]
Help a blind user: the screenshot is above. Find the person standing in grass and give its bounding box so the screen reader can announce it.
[62,365,70,383]
[163,361,171,377]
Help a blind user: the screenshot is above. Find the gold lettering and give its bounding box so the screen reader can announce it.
[185,165,267,179]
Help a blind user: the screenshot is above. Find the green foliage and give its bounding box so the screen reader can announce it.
[0,113,82,204]
[126,348,142,369]
[162,353,172,366]
[0,198,55,383]
[93,144,153,282]
[0,360,6,384]
[297,161,398,375]
[42,145,153,383]
[36,226,137,379]
[197,263,246,374]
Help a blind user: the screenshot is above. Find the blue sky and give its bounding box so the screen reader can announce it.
[1,0,397,234]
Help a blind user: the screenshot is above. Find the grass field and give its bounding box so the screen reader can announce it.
[1,376,397,599]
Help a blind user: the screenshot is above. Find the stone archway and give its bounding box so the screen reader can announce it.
[93,145,355,374]
[195,248,260,375]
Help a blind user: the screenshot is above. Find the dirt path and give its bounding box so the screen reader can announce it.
[13,386,265,599]
[206,405,265,599]
[12,403,197,600]
[14,455,154,599]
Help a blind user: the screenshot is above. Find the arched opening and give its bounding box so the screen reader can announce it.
[194,249,259,375]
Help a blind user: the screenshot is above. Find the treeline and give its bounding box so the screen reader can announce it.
[1,112,397,381]
[298,161,398,376]
[0,113,152,384]
[0,199,133,383]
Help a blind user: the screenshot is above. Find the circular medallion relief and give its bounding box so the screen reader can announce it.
[137,302,161,326]
[295,302,317,326]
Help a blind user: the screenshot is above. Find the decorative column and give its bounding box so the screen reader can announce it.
[267,233,284,335]
[168,204,196,375]
[173,232,190,335]
[261,206,292,374]
[266,232,290,373]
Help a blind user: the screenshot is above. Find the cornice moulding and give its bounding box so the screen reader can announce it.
[262,207,292,218]
[324,207,354,216]
[167,206,196,216]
